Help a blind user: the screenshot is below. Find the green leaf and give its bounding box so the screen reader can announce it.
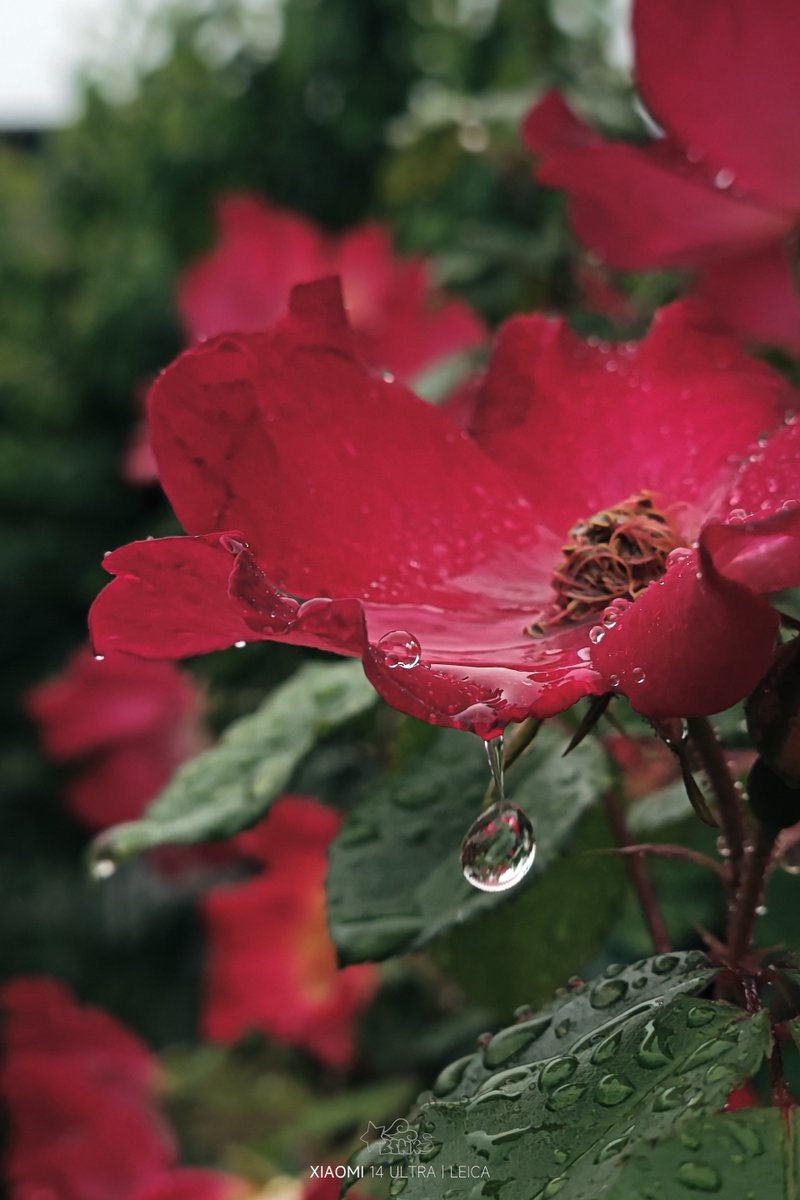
[611,1108,793,1199]
[375,958,771,1200]
[327,725,610,964]
[89,660,376,863]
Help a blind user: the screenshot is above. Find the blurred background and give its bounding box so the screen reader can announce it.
[3,2,728,1194]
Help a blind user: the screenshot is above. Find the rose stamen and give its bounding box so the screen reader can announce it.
[530,493,681,632]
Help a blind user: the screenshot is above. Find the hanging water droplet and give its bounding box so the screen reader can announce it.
[233,640,247,649]
[87,836,122,880]
[601,610,618,629]
[461,802,536,892]
[780,841,800,874]
[376,629,421,669]
[755,904,768,917]
[589,625,605,644]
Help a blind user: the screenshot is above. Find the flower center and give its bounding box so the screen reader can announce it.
[534,492,681,630]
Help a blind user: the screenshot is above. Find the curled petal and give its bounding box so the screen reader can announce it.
[90,535,258,658]
[591,542,780,718]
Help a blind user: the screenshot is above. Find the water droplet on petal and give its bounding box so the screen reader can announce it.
[461,802,536,892]
[94,654,105,662]
[376,630,421,669]
[608,673,621,688]
[589,625,605,644]
[233,640,247,649]
[713,167,735,189]
[631,667,647,685]
[219,534,248,555]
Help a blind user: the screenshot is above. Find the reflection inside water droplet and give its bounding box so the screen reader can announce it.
[376,629,421,669]
[461,734,536,892]
[461,802,536,892]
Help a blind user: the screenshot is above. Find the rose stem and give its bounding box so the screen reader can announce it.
[727,825,776,966]
[592,842,728,879]
[602,790,672,954]
[687,717,746,884]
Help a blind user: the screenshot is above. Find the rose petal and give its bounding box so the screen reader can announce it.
[178,194,323,340]
[90,535,258,658]
[726,415,800,520]
[148,278,541,611]
[25,650,197,759]
[471,301,791,536]
[524,109,791,269]
[633,0,800,212]
[703,505,800,596]
[693,240,800,355]
[591,541,779,718]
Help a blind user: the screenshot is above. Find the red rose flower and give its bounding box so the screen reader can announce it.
[1,977,175,1200]
[90,280,800,737]
[26,648,206,830]
[179,193,485,383]
[201,796,379,1069]
[523,0,800,353]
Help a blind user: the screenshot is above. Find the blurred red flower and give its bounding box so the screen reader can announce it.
[179,194,485,383]
[26,648,206,831]
[1,978,246,1200]
[126,196,484,485]
[1,977,174,1200]
[201,796,379,1069]
[90,280,800,736]
[524,0,800,353]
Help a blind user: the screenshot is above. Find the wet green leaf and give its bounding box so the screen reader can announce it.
[89,660,376,862]
[327,725,610,964]
[611,1108,793,1199]
[379,958,770,1200]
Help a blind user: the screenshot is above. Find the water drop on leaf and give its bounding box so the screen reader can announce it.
[589,978,629,1009]
[594,1073,635,1107]
[676,1162,722,1192]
